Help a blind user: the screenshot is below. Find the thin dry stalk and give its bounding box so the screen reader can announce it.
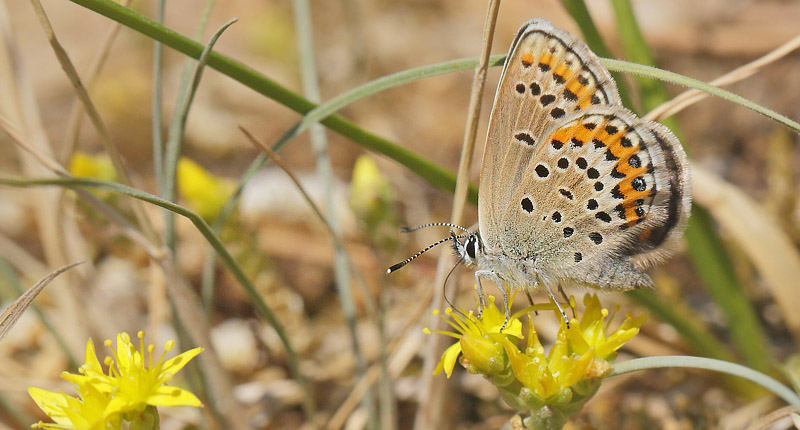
[326,282,437,430]
[744,405,799,430]
[646,35,800,121]
[414,2,501,429]
[239,126,378,317]
[58,0,133,165]
[0,0,90,352]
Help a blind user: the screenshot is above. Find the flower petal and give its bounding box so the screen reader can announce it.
[148,386,203,407]
[437,342,463,378]
[28,387,72,426]
[83,339,103,375]
[159,347,203,380]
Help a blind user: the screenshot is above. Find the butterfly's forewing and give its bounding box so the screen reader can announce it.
[478,19,621,256]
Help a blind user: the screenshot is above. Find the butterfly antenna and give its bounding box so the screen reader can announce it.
[387,234,468,273]
[401,222,471,234]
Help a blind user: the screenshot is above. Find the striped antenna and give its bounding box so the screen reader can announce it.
[387,234,468,273]
[400,222,471,234]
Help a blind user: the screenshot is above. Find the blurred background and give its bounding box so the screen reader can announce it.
[1,0,799,428]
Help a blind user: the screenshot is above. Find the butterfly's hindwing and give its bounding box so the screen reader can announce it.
[499,107,690,288]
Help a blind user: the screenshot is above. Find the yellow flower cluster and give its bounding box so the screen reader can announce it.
[29,332,202,430]
[429,294,645,429]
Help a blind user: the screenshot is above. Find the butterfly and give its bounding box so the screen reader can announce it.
[389,19,691,326]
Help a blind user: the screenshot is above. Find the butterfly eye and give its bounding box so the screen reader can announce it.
[465,236,477,259]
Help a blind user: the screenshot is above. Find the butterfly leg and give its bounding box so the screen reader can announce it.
[558,285,576,320]
[543,282,570,328]
[476,270,511,330]
[524,288,539,316]
[473,270,489,318]
[499,283,511,331]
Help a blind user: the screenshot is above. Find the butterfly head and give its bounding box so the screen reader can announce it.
[451,230,483,267]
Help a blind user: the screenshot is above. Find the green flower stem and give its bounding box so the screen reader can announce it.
[612,356,800,409]
[291,0,372,427]
[151,0,165,193]
[161,15,233,252]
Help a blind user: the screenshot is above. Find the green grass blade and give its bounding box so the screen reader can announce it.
[67,0,473,201]
[288,55,504,140]
[613,356,800,408]
[151,0,165,190]
[601,59,800,133]
[66,0,799,202]
[684,207,774,372]
[162,18,237,252]
[609,0,672,118]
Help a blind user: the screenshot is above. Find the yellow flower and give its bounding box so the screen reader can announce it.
[567,294,646,361]
[427,296,523,378]
[502,320,595,404]
[426,293,645,429]
[177,157,234,220]
[502,294,645,406]
[69,152,117,182]
[29,331,202,429]
[349,154,395,218]
[28,383,118,430]
[97,332,203,414]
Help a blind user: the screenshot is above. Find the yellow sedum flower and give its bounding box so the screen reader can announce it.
[29,331,202,429]
[177,157,235,220]
[427,293,645,430]
[427,296,523,378]
[502,294,645,405]
[502,320,596,404]
[28,383,118,430]
[567,294,646,362]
